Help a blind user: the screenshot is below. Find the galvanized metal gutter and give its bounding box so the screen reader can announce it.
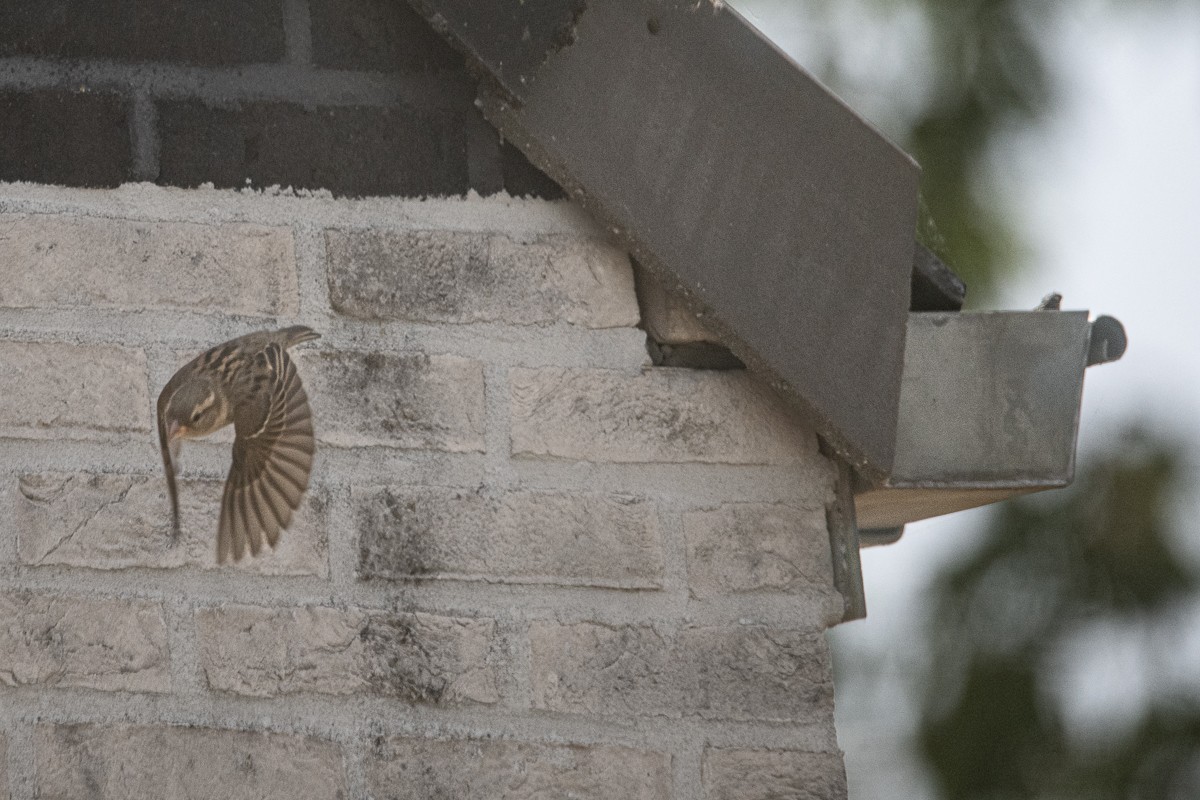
[855,310,1127,533]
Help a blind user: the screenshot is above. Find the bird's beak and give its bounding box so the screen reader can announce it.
[166,420,182,440]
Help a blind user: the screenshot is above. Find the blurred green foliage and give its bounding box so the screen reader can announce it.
[906,0,1052,302]
[736,0,1057,301]
[903,0,1200,787]
[731,2,1196,797]
[920,431,1200,799]
[737,0,1180,303]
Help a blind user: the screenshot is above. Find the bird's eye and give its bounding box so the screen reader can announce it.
[190,409,204,423]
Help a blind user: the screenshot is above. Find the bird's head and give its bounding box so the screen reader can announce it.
[161,377,227,441]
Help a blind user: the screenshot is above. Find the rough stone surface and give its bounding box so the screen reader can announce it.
[35,723,346,799]
[685,504,834,598]
[12,473,328,575]
[0,341,150,439]
[510,367,814,464]
[355,485,663,588]
[326,229,638,328]
[0,733,6,800]
[531,622,833,722]
[635,265,719,345]
[197,604,498,704]
[298,351,484,451]
[0,214,298,315]
[368,736,671,800]
[703,748,848,800]
[0,592,169,692]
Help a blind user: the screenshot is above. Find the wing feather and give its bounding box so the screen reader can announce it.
[218,481,235,564]
[217,344,315,564]
[237,491,259,554]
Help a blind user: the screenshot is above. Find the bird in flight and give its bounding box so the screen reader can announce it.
[157,325,319,563]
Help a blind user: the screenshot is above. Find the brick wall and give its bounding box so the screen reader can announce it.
[0,180,849,799]
[0,0,559,198]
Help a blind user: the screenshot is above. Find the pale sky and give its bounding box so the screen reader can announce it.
[730,1,1200,797]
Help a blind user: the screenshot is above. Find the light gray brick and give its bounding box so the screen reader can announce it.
[703,748,847,800]
[635,265,719,345]
[531,622,833,722]
[35,723,345,800]
[0,341,150,440]
[0,591,169,692]
[297,351,484,451]
[326,229,638,328]
[368,736,670,800]
[685,504,834,598]
[12,473,327,576]
[0,213,297,315]
[355,485,663,588]
[197,604,498,704]
[510,367,814,464]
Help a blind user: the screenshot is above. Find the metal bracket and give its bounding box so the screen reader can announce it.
[827,458,867,621]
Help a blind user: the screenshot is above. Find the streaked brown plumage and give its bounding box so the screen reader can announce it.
[157,325,319,563]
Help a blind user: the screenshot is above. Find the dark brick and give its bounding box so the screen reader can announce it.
[0,0,284,65]
[500,141,565,200]
[157,99,471,197]
[310,0,462,73]
[0,90,131,187]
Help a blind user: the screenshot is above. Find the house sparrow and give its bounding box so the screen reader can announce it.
[157,325,319,563]
[1036,292,1063,311]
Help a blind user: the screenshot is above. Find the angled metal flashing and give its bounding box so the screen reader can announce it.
[854,310,1127,529]
[911,243,966,312]
[409,0,921,478]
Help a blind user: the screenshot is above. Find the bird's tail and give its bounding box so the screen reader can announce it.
[278,325,321,348]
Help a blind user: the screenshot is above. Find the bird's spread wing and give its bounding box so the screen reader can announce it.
[218,344,315,564]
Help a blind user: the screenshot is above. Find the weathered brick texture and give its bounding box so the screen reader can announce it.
[0,90,131,187]
[326,229,639,327]
[196,604,499,704]
[0,0,561,195]
[158,99,473,198]
[500,141,566,199]
[0,341,149,440]
[12,473,327,575]
[298,351,485,451]
[0,214,298,315]
[309,0,461,72]
[355,485,663,588]
[636,266,718,345]
[510,367,814,464]
[702,748,848,800]
[0,184,848,799]
[368,737,672,800]
[0,0,285,64]
[35,724,345,800]
[530,622,833,722]
[0,592,169,692]
[685,503,834,598]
